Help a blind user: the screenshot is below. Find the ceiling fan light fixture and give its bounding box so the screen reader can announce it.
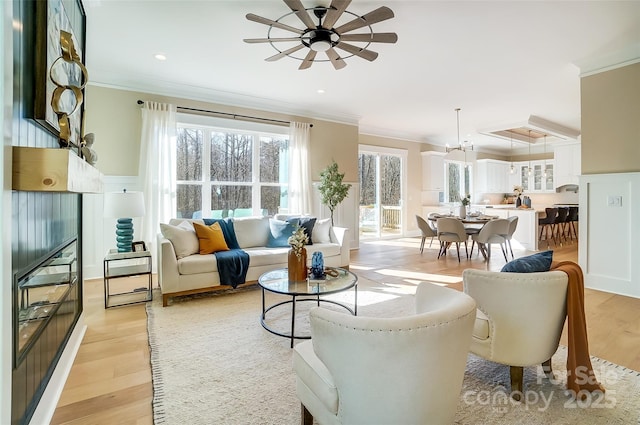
[245,1,397,69]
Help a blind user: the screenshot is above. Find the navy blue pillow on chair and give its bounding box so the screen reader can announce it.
[501,250,553,273]
[267,219,297,248]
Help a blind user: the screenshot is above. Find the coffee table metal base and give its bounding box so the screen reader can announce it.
[260,289,357,348]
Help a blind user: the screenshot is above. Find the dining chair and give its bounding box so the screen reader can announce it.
[415,215,437,254]
[470,218,510,262]
[436,217,468,261]
[503,216,519,259]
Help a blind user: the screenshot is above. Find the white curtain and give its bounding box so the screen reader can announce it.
[138,101,177,266]
[288,122,312,215]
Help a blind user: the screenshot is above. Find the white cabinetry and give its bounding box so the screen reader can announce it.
[475,159,511,193]
[516,161,554,193]
[554,143,581,187]
[421,151,445,191]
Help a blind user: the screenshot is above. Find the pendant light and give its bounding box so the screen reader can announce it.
[509,131,515,174]
[542,135,548,179]
[527,130,532,176]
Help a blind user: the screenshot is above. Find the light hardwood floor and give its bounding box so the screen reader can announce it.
[50,238,640,424]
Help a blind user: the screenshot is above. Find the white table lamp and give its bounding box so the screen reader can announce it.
[104,189,146,252]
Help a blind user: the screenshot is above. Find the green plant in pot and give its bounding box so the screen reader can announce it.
[318,161,352,226]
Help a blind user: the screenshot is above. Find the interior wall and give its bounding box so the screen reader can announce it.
[579,61,640,298]
[84,85,360,181]
[581,62,640,174]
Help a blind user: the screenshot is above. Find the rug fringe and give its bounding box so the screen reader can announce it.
[147,290,166,424]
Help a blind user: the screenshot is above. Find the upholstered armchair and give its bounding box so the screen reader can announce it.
[462,269,568,399]
[292,282,477,425]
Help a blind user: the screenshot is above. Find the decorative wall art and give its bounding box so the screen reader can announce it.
[34,0,87,154]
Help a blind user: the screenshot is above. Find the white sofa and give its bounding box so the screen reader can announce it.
[157,216,350,306]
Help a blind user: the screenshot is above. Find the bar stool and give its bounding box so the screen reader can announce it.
[538,207,558,246]
[566,206,579,240]
[554,207,569,243]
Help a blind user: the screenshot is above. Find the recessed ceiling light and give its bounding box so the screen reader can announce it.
[154,53,167,61]
[317,89,325,94]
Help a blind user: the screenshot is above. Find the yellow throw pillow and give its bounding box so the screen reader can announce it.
[193,222,230,254]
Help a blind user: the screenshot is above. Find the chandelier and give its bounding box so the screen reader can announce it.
[445,108,474,162]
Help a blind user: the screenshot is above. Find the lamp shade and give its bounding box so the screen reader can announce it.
[104,191,146,218]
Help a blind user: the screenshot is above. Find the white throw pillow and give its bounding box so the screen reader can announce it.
[160,221,199,259]
[312,218,332,244]
[233,216,270,248]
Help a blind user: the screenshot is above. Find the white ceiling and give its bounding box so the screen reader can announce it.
[84,0,640,155]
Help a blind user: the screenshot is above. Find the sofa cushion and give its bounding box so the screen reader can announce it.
[244,247,290,266]
[501,250,553,273]
[267,218,297,248]
[177,254,218,275]
[160,221,199,259]
[193,222,230,254]
[233,216,270,248]
[313,218,332,244]
[288,217,316,245]
[472,309,490,340]
[203,218,240,249]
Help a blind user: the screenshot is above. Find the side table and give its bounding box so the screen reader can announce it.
[103,249,152,308]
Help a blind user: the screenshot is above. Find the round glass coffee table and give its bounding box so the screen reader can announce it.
[258,267,358,348]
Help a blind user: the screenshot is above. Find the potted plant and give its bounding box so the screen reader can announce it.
[318,161,352,226]
[460,194,471,218]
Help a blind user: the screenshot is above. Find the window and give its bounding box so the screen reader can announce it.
[444,160,472,203]
[175,118,289,219]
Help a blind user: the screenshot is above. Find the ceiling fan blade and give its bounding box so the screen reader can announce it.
[283,0,316,29]
[299,50,317,70]
[335,42,378,61]
[334,6,395,34]
[323,0,351,29]
[339,32,398,43]
[246,13,303,35]
[326,48,347,70]
[244,37,303,44]
[265,44,305,62]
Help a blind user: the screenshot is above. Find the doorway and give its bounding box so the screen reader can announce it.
[358,146,406,240]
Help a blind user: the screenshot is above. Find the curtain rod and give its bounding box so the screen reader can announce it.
[136,100,312,128]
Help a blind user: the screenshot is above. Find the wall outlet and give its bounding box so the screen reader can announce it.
[607,195,622,207]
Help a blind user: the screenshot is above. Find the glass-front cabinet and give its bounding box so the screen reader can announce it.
[517,161,554,193]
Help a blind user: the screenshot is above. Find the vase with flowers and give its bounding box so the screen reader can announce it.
[287,225,308,282]
[513,185,524,207]
[460,194,471,218]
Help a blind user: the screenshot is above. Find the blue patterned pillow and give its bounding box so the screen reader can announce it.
[266,219,297,248]
[501,250,553,273]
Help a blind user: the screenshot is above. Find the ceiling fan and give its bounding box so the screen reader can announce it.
[244,0,398,70]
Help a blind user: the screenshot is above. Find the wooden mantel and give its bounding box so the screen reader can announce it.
[12,147,104,193]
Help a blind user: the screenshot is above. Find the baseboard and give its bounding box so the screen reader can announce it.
[28,313,87,425]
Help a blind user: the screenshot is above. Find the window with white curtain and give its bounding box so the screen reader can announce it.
[175,115,289,219]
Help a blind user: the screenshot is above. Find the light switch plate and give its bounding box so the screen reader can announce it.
[607,195,622,207]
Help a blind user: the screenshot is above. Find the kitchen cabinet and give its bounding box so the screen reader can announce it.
[554,143,581,187]
[475,159,511,193]
[516,161,554,193]
[421,151,445,191]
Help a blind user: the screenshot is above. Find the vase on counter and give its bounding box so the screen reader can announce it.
[516,196,522,207]
[288,247,307,282]
[524,196,532,208]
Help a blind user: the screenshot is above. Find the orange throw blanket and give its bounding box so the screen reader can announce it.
[550,260,605,398]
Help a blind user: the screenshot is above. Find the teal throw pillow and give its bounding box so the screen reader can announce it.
[501,250,553,273]
[267,219,297,248]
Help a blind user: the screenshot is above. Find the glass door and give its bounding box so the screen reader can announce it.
[358,147,405,239]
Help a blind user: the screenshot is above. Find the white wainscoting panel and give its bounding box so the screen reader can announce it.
[312,182,359,250]
[579,172,640,298]
[83,176,142,279]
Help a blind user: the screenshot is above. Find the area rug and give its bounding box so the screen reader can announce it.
[146,279,640,424]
